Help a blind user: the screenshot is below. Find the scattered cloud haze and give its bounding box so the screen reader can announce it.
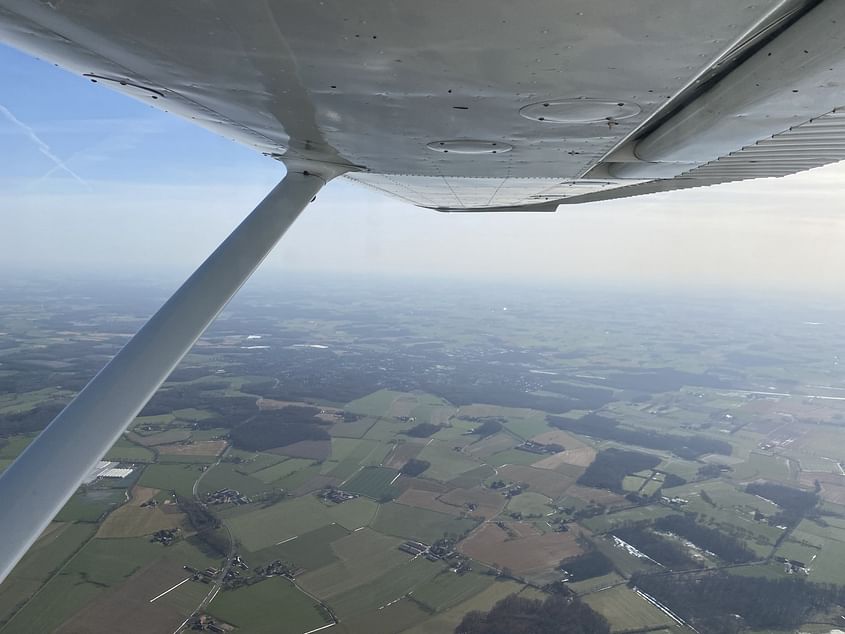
[2,44,845,298]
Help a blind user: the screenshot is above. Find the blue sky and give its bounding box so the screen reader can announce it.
[2,42,845,298]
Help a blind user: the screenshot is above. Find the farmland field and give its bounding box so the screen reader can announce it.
[341,465,400,499]
[411,570,494,612]
[583,585,680,632]
[417,442,481,481]
[458,522,585,581]
[246,522,349,571]
[7,273,845,632]
[209,577,331,634]
[297,528,407,598]
[0,523,96,626]
[372,502,478,543]
[138,463,205,498]
[228,495,377,551]
[327,557,442,618]
[97,486,187,538]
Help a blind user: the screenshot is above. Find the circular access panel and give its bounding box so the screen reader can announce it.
[519,98,641,123]
[426,140,512,154]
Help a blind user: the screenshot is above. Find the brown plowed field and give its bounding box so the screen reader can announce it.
[439,486,507,520]
[459,522,586,579]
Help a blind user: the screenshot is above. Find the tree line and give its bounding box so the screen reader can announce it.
[632,571,845,633]
[229,406,330,451]
[455,594,610,634]
[548,413,732,459]
[654,514,757,563]
[577,448,661,492]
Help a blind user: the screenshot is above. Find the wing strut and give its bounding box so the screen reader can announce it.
[0,163,343,582]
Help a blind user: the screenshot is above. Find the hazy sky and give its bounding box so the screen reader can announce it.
[2,43,845,297]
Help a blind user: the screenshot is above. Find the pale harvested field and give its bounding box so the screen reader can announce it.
[258,397,315,410]
[801,471,845,505]
[530,429,589,450]
[400,477,448,494]
[384,441,424,469]
[566,484,626,506]
[158,440,227,456]
[397,488,463,516]
[439,486,507,520]
[498,464,575,499]
[429,406,457,425]
[388,395,418,418]
[465,433,515,458]
[98,486,186,538]
[459,522,586,578]
[533,447,596,470]
[459,404,536,418]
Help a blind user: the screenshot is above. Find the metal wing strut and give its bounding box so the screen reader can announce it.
[0,164,342,583]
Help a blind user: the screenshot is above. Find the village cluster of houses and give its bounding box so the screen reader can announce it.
[775,556,810,575]
[515,440,564,455]
[319,487,358,504]
[186,615,229,632]
[150,528,179,545]
[205,488,250,505]
[183,564,222,584]
[398,537,472,573]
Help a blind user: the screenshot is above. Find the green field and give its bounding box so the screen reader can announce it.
[417,443,481,481]
[484,448,543,468]
[103,439,156,463]
[328,416,377,438]
[297,528,407,598]
[506,492,553,518]
[209,576,331,634]
[365,418,416,442]
[372,502,478,543]
[345,389,404,417]
[132,429,192,446]
[411,570,494,612]
[583,585,679,631]
[730,452,793,482]
[580,506,679,534]
[0,523,95,626]
[448,465,497,489]
[0,435,34,459]
[157,453,220,464]
[341,466,400,499]
[501,415,553,440]
[327,557,442,618]
[246,523,349,571]
[138,463,205,498]
[787,517,845,584]
[54,488,127,523]
[196,463,271,497]
[401,580,533,634]
[340,597,432,634]
[327,439,390,480]
[623,475,647,492]
[229,452,286,474]
[0,536,163,633]
[228,495,377,551]
[251,458,314,484]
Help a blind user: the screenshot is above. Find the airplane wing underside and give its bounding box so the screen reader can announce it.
[2,0,845,210]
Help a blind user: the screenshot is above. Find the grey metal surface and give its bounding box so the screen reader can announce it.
[0,0,828,209]
[0,166,334,583]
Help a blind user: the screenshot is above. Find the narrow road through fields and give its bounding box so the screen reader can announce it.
[176,447,235,633]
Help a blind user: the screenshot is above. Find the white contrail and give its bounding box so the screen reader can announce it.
[0,103,89,187]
